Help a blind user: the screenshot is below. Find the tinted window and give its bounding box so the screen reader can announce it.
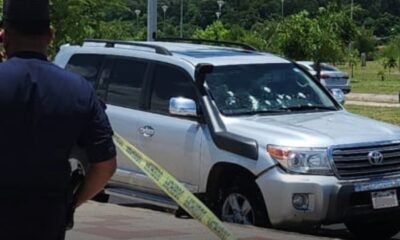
[150,64,196,115]
[65,54,104,86]
[101,58,147,109]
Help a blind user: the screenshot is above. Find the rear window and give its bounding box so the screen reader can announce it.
[65,54,105,86]
[311,64,338,72]
[99,58,148,109]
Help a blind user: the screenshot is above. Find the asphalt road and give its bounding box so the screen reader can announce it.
[103,196,400,240]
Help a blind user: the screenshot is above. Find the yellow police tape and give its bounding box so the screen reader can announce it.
[113,133,236,240]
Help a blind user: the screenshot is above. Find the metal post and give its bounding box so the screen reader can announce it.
[351,0,354,20]
[180,0,183,38]
[281,0,284,18]
[147,0,157,41]
[162,5,168,33]
[135,9,141,28]
[217,0,224,13]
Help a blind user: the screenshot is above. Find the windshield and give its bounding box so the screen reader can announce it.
[205,63,338,116]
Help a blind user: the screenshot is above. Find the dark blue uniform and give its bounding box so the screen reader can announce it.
[0,52,116,239]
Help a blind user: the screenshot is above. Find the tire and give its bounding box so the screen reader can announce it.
[217,179,270,227]
[345,220,400,240]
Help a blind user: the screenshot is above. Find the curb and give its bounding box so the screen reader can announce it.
[346,93,399,104]
[346,101,400,108]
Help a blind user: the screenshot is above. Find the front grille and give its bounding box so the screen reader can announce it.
[332,143,400,179]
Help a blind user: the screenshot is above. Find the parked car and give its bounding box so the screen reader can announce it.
[56,39,400,239]
[297,61,351,94]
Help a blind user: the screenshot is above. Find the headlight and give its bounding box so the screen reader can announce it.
[267,145,332,175]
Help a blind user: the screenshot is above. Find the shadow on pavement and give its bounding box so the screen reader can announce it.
[118,203,175,214]
[106,196,400,240]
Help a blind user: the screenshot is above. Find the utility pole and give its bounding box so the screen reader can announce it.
[147,0,157,41]
[350,0,354,20]
[162,4,168,33]
[180,0,183,38]
[134,9,141,28]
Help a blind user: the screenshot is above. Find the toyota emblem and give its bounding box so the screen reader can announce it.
[368,151,384,165]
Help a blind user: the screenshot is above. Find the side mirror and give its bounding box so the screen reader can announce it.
[169,97,197,117]
[330,88,345,105]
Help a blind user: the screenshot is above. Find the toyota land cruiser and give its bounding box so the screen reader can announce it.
[56,39,400,239]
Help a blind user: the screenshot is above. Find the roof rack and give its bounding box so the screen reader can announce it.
[155,37,257,51]
[83,39,173,56]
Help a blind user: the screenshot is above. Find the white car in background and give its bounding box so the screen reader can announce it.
[297,61,351,94]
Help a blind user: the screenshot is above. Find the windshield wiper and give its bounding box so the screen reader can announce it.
[224,106,336,116]
[278,105,337,112]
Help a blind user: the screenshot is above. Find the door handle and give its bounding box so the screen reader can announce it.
[139,126,155,137]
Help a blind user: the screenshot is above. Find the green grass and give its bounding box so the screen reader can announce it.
[338,61,400,94]
[345,104,400,125]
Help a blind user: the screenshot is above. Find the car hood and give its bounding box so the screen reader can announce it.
[224,110,400,148]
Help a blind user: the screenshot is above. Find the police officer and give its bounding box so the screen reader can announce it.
[0,0,117,239]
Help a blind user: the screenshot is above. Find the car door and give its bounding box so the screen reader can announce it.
[136,62,203,194]
[96,56,156,191]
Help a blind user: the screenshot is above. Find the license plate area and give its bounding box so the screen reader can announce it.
[371,189,399,209]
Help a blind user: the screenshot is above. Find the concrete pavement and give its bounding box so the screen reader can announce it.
[346,93,400,107]
[67,201,345,240]
[346,93,399,104]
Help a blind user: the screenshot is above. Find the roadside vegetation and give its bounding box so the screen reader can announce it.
[41,1,400,63]
[345,104,400,125]
[1,0,396,92]
[340,61,400,94]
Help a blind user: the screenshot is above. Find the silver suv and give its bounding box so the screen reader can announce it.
[56,39,400,239]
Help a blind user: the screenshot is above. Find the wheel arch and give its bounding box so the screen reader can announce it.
[206,162,259,200]
[206,162,271,226]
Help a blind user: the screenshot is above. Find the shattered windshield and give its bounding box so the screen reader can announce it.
[205,63,338,116]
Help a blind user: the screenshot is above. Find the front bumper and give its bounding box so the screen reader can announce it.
[257,167,400,227]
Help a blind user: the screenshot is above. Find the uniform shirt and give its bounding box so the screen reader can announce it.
[0,51,116,196]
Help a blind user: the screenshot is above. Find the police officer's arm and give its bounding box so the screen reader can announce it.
[75,157,116,208]
[75,90,117,208]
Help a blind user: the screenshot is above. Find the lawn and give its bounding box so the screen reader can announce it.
[345,104,400,125]
[338,61,400,94]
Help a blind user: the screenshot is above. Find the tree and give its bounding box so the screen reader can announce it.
[347,49,360,77]
[49,0,130,54]
[192,21,268,51]
[383,36,400,70]
[274,11,345,78]
[377,69,386,81]
[192,21,229,41]
[383,57,398,74]
[353,28,376,59]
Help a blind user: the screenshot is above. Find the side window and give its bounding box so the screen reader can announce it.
[150,64,197,115]
[65,54,104,87]
[101,58,147,109]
